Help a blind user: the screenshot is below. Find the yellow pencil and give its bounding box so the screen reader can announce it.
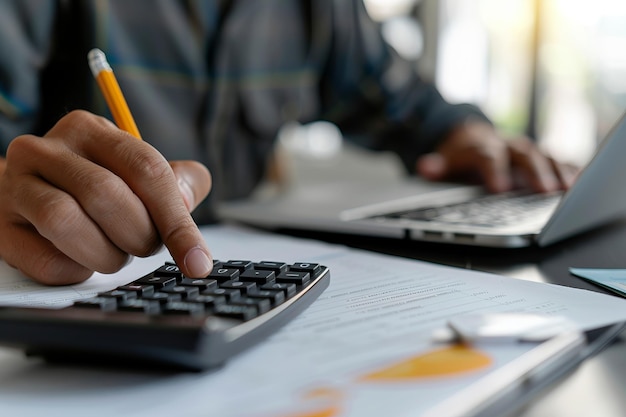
[87,48,142,140]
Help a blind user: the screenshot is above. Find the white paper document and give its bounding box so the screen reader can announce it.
[0,225,625,417]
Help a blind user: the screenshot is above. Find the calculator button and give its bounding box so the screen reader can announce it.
[162,301,205,315]
[276,271,310,286]
[118,299,160,314]
[260,282,297,298]
[231,298,271,314]
[213,304,258,321]
[253,261,288,274]
[208,268,240,282]
[179,278,218,291]
[98,290,137,302]
[153,264,183,277]
[117,284,155,297]
[289,263,321,274]
[239,269,275,284]
[201,288,241,301]
[223,260,253,271]
[187,295,226,309]
[143,292,182,304]
[73,297,117,311]
[135,275,177,288]
[246,289,285,306]
[220,280,257,294]
[161,286,200,299]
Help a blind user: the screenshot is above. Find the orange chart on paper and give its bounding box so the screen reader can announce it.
[283,408,341,417]
[360,345,493,381]
[282,346,492,417]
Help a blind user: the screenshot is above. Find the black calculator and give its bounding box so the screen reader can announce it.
[0,260,330,371]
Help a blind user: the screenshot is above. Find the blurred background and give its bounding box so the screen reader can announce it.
[271,0,626,191]
[368,0,626,165]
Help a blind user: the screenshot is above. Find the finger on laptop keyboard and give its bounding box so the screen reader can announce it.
[508,138,563,192]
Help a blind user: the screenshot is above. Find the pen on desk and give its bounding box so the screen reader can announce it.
[87,48,142,139]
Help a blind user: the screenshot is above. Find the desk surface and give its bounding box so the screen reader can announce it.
[277,218,626,417]
[0,218,623,416]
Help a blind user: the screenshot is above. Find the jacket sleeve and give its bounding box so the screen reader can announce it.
[0,1,56,155]
[318,0,491,173]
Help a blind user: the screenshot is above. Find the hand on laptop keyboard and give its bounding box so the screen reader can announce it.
[416,121,579,194]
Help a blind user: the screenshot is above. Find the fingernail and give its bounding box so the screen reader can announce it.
[177,177,195,211]
[184,246,213,277]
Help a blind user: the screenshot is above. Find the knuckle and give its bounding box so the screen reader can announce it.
[5,134,43,162]
[53,109,93,132]
[80,170,129,212]
[58,109,100,128]
[33,195,82,243]
[126,147,173,183]
[51,110,115,140]
[63,109,92,122]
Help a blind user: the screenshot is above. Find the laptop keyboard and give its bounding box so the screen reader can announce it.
[378,191,562,227]
[0,260,330,370]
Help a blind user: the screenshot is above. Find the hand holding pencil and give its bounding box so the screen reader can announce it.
[0,49,213,285]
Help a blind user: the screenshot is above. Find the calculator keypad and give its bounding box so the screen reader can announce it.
[73,261,322,321]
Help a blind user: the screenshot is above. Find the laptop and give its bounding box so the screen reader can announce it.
[218,112,626,248]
